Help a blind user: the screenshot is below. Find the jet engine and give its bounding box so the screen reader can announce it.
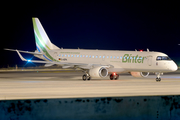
[89,67,108,78]
[130,72,149,78]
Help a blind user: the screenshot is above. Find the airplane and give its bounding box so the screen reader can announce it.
[5,18,178,82]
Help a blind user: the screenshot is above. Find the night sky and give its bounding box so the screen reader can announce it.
[1,1,180,67]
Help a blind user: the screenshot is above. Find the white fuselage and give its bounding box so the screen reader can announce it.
[35,49,178,73]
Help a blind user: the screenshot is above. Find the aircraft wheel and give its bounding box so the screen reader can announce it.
[115,74,119,80]
[155,72,162,82]
[110,73,119,80]
[87,76,91,80]
[110,74,114,80]
[156,77,161,82]
[82,74,87,81]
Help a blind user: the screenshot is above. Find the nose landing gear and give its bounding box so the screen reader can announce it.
[155,72,163,82]
[156,77,161,82]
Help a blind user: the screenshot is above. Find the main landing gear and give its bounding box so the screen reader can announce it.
[82,70,91,81]
[110,73,119,80]
[82,74,91,81]
[155,72,163,82]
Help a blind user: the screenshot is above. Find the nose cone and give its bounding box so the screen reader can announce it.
[171,62,178,71]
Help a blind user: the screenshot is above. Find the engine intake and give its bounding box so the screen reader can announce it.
[130,72,149,78]
[89,67,108,78]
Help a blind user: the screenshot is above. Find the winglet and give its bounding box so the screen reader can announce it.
[16,50,27,61]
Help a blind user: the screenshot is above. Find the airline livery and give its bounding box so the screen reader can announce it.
[5,18,178,82]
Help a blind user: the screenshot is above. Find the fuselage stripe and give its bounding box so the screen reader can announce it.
[36,46,41,52]
[43,55,52,61]
[32,18,51,50]
[34,32,59,62]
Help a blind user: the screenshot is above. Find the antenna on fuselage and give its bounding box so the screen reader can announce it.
[147,48,149,52]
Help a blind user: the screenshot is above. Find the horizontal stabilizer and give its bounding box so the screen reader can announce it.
[4,48,43,55]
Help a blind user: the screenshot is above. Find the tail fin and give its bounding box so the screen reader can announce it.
[32,18,59,53]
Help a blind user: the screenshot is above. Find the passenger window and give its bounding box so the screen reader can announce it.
[99,56,101,58]
[59,54,61,57]
[96,55,98,58]
[117,56,119,59]
[114,56,116,59]
[107,56,109,58]
[120,56,122,59]
[80,55,82,57]
[83,55,85,57]
[77,55,79,57]
[103,56,105,58]
[71,55,73,57]
[92,56,94,58]
[68,55,70,57]
[89,55,91,58]
[62,54,64,57]
[65,54,67,57]
[110,56,112,59]
[86,55,88,58]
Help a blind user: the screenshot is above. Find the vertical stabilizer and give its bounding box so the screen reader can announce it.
[32,18,59,62]
[32,18,59,52]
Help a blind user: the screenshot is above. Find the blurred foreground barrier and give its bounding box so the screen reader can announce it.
[0,95,180,120]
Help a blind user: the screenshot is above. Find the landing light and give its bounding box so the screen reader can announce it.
[27,60,31,62]
[140,50,143,52]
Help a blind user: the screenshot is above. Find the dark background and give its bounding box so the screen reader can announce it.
[1,1,180,68]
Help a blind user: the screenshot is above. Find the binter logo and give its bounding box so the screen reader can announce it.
[122,54,145,63]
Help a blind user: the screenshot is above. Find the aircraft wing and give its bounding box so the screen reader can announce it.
[15,50,113,69]
[15,49,89,66]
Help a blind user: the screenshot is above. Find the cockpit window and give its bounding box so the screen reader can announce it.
[156,56,171,61]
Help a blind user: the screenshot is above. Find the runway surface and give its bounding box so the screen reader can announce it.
[0,70,180,100]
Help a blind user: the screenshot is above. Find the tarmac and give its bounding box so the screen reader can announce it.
[0,70,180,100]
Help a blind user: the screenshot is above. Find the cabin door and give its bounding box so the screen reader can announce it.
[147,56,152,66]
[54,52,58,60]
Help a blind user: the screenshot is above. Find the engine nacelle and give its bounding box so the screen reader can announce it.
[89,67,108,78]
[130,72,149,78]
